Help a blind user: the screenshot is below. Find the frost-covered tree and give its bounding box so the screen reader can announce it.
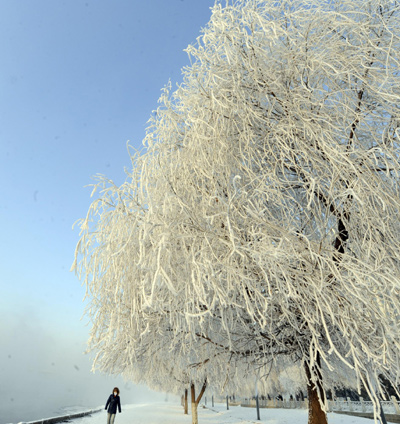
[75,208,209,424]
[73,1,400,424]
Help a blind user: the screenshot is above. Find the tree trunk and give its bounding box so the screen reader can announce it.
[184,388,188,415]
[191,383,199,424]
[304,354,328,424]
[190,380,207,424]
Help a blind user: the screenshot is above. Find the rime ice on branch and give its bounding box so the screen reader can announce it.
[73,1,400,424]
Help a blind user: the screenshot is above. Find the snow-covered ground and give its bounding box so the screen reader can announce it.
[70,403,377,424]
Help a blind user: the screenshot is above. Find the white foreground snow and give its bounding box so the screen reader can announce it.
[71,403,376,424]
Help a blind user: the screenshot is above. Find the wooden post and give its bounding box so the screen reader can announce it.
[184,388,188,415]
[391,396,400,414]
[378,399,388,424]
[360,397,366,413]
[255,375,260,420]
[226,395,229,410]
[347,397,353,412]
[212,395,214,407]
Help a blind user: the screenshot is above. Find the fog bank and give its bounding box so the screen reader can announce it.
[0,308,168,424]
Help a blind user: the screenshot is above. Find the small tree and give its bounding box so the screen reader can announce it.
[74,1,400,424]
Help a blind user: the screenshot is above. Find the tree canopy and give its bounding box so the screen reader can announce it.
[73,1,400,423]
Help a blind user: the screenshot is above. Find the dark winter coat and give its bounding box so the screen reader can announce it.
[105,394,121,414]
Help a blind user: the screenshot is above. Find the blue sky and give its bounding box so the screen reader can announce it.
[0,1,214,422]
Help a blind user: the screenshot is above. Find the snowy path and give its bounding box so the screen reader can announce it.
[71,403,377,424]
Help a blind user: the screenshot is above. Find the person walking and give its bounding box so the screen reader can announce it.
[105,387,122,424]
